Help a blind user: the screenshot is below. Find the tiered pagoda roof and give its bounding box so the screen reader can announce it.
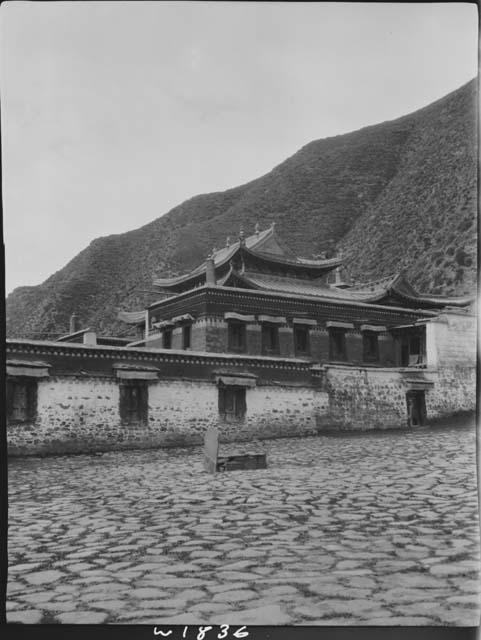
[152,225,342,293]
[118,225,474,325]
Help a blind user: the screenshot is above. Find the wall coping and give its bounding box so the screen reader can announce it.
[6,339,312,370]
[321,363,441,374]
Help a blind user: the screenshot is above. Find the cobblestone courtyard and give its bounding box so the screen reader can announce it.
[7,421,481,625]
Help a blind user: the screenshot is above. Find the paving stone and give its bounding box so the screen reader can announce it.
[39,601,84,612]
[56,611,109,623]
[146,598,189,609]
[366,616,439,625]
[155,577,207,588]
[25,570,66,585]
[130,587,167,599]
[215,604,292,624]
[19,592,55,604]
[90,599,130,610]
[208,582,249,594]
[147,613,208,624]
[335,560,365,570]
[81,582,128,594]
[217,571,263,582]
[190,602,236,613]
[219,560,254,571]
[345,576,377,589]
[321,598,379,615]
[67,563,95,572]
[226,549,266,559]
[176,588,206,600]
[303,617,356,625]
[446,595,481,606]
[212,589,258,603]
[7,610,44,624]
[437,610,480,625]
[9,563,43,573]
[261,585,299,596]
[430,564,477,577]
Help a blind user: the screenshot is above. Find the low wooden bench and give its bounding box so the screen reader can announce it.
[203,427,267,473]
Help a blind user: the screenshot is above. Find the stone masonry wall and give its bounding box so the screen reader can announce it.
[7,375,329,456]
[425,366,476,419]
[318,366,409,431]
[7,377,120,456]
[317,363,476,432]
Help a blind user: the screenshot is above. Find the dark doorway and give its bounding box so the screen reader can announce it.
[406,390,427,427]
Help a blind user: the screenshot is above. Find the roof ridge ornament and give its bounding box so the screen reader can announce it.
[239,227,246,247]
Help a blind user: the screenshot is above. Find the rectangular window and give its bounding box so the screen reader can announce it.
[294,325,310,356]
[182,324,191,349]
[329,328,347,361]
[6,379,37,423]
[163,329,172,349]
[119,382,148,425]
[228,321,246,352]
[218,386,246,419]
[363,332,379,363]
[399,332,425,366]
[261,324,279,355]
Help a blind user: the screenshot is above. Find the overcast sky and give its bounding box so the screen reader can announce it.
[1,1,478,294]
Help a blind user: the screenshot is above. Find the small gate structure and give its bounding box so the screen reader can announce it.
[203,427,267,473]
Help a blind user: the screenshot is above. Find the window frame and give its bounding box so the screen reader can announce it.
[182,324,191,350]
[6,377,38,424]
[329,327,347,362]
[362,331,379,363]
[227,321,247,353]
[218,386,247,420]
[294,325,310,356]
[163,328,172,349]
[119,381,149,426]
[261,323,280,355]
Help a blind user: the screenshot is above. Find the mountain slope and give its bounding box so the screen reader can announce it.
[6,79,477,339]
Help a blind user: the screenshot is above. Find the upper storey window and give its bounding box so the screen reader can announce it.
[329,328,347,361]
[399,332,425,367]
[363,332,379,363]
[261,323,279,355]
[294,325,310,356]
[182,324,191,349]
[163,329,172,349]
[228,321,247,353]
